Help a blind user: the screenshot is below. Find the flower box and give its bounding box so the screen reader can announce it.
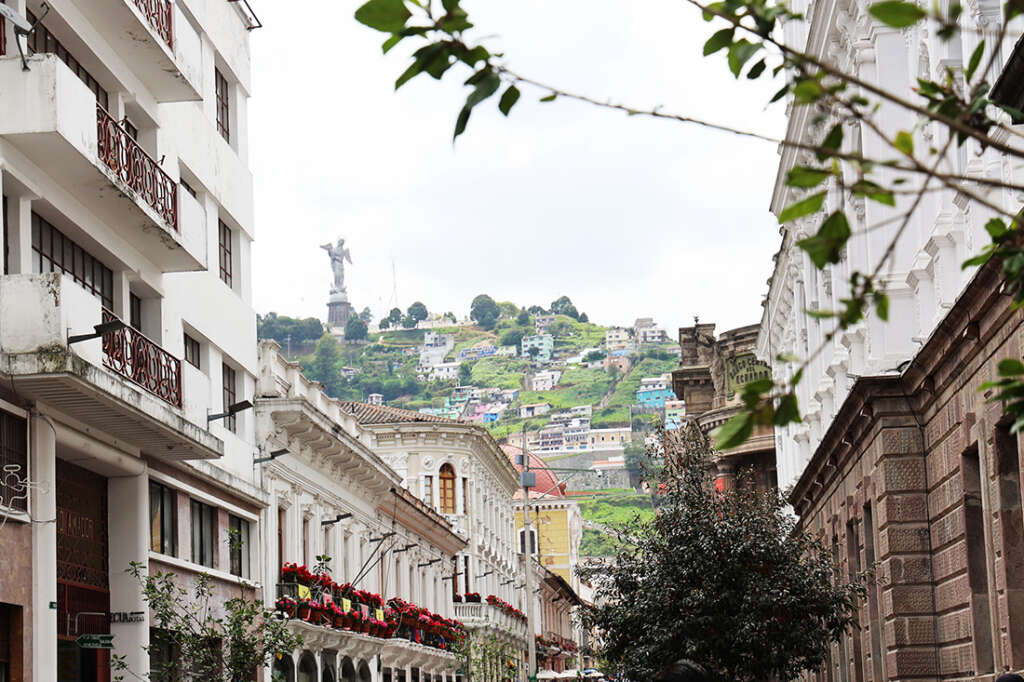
[297,603,311,620]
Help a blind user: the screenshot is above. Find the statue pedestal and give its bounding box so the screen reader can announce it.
[327,292,354,336]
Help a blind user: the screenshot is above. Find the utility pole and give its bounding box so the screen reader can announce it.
[521,422,537,682]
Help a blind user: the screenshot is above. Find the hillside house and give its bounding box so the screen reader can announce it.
[636,375,675,409]
[368,393,384,406]
[420,331,455,367]
[520,402,552,418]
[531,369,562,391]
[664,400,686,430]
[639,327,669,345]
[589,428,632,449]
[605,354,633,374]
[428,361,461,381]
[605,327,633,352]
[535,314,557,332]
[522,334,554,363]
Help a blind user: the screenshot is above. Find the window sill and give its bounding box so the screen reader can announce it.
[148,551,261,590]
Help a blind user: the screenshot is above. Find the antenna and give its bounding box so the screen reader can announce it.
[387,257,399,310]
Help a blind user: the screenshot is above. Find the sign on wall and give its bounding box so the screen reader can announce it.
[725,353,771,396]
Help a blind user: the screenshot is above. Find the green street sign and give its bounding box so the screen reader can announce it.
[76,634,114,649]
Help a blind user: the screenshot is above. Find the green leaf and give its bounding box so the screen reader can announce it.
[453,106,471,140]
[773,393,800,426]
[498,85,520,116]
[868,0,926,27]
[985,218,1008,239]
[703,28,734,56]
[805,308,836,319]
[962,249,994,269]
[786,166,831,188]
[713,412,754,449]
[894,130,914,155]
[999,358,1024,376]
[355,0,411,33]
[874,292,890,321]
[778,191,826,224]
[395,59,426,89]
[797,211,851,268]
[465,73,501,109]
[998,103,1024,123]
[966,40,985,81]
[816,124,843,161]
[769,83,790,103]
[852,180,896,207]
[792,79,825,104]
[746,59,767,79]
[727,40,761,78]
[382,35,403,54]
[539,94,557,102]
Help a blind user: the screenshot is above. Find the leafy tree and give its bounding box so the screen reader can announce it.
[579,312,589,323]
[352,0,1024,447]
[527,305,546,316]
[305,335,345,396]
[583,350,606,363]
[408,301,428,322]
[498,301,519,319]
[516,309,531,326]
[388,307,403,326]
[458,362,472,385]
[359,307,373,324]
[470,294,500,329]
[402,314,418,329]
[550,295,577,318]
[345,316,369,340]
[379,318,391,330]
[444,311,458,322]
[499,329,525,348]
[113,557,301,681]
[526,346,541,361]
[257,313,325,345]
[578,422,869,681]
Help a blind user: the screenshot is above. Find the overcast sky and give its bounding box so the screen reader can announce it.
[249,0,787,335]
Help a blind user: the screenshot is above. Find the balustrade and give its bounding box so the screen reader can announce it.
[132,0,173,48]
[96,104,178,229]
[101,308,183,408]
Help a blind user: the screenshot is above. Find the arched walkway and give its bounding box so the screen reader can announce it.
[274,656,296,682]
[341,656,357,682]
[323,663,336,682]
[298,653,318,682]
[358,660,373,682]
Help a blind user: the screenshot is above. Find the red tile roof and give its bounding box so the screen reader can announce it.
[339,401,457,425]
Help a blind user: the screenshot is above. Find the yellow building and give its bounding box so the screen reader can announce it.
[502,446,583,593]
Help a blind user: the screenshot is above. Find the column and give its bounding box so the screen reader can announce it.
[714,461,736,492]
[108,471,150,678]
[8,194,33,275]
[30,411,56,682]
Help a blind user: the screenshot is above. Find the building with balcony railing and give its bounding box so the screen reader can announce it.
[256,341,468,682]
[341,402,528,657]
[0,1,260,679]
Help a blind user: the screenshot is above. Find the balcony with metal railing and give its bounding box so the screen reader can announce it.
[0,273,220,460]
[0,54,206,272]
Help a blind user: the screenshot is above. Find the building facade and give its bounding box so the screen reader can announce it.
[757,1,1024,677]
[522,335,554,364]
[635,375,675,410]
[0,1,261,679]
[672,323,776,491]
[256,342,466,682]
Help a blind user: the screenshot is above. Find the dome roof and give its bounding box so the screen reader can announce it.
[501,445,567,499]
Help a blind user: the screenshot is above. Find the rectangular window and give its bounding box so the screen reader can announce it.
[277,507,285,565]
[130,293,142,332]
[228,514,249,578]
[221,364,237,433]
[183,333,200,369]
[863,504,885,682]
[149,481,176,556]
[32,213,113,309]
[215,68,230,142]
[423,475,433,508]
[962,445,995,673]
[218,220,232,288]
[26,12,109,110]
[190,499,216,568]
[462,478,469,515]
[123,118,138,141]
[0,409,27,513]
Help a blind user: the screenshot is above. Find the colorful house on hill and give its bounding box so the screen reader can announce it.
[664,399,686,430]
[522,334,554,363]
[636,375,674,409]
[520,402,552,418]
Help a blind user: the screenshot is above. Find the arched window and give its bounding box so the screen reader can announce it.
[439,463,456,514]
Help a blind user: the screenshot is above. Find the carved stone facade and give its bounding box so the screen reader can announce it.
[672,323,776,491]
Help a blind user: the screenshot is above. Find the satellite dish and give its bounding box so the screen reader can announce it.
[0,4,32,32]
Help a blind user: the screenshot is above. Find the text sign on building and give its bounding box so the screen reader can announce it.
[725,353,771,396]
[76,634,114,649]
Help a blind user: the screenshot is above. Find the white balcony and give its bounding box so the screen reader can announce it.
[0,273,222,460]
[0,55,206,272]
[30,0,203,102]
[453,602,529,640]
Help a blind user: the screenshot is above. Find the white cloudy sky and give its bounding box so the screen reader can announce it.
[249,0,787,334]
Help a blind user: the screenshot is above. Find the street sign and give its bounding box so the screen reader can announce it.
[76,634,114,649]
[0,4,32,32]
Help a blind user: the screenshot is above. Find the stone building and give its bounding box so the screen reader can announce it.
[757,0,1024,676]
[671,323,775,491]
[0,1,262,679]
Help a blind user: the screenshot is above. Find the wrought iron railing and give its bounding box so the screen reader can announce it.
[101,308,183,408]
[96,104,178,230]
[132,0,173,48]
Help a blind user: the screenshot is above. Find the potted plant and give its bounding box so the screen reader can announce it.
[464,592,481,603]
[331,603,345,628]
[275,596,298,618]
[281,563,299,583]
[297,599,311,621]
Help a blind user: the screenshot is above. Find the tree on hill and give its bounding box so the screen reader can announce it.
[444,311,457,322]
[378,318,391,330]
[388,308,403,326]
[408,301,428,322]
[306,336,344,396]
[499,329,525,348]
[584,350,606,363]
[579,312,589,323]
[526,346,541,362]
[257,313,325,344]
[470,294,500,329]
[359,307,373,324]
[345,316,368,341]
[550,296,580,320]
[578,423,869,680]
[498,302,519,319]
[516,309,531,326]
[527,305,546,316]
[401,314,418,329]
[458,363,472,385]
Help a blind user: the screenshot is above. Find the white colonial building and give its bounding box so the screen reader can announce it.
[0,0,263,680]
[343,403,529,654]
[758,0,1014,490]
[257,341,467,682]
